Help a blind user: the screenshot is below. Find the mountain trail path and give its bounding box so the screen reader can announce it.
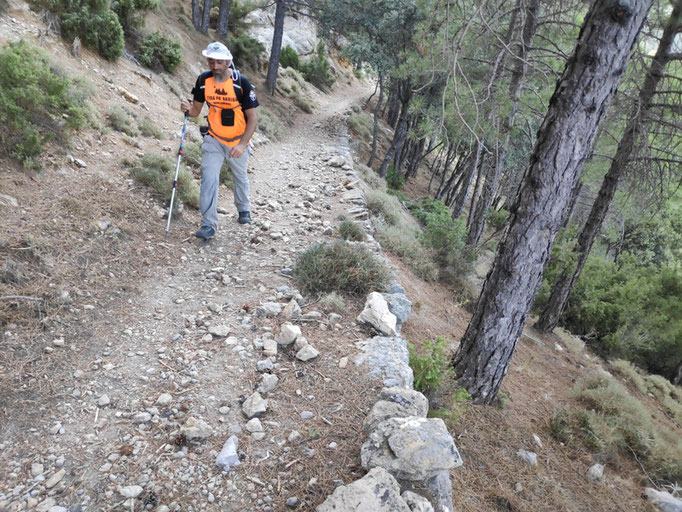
[1,65,387,511]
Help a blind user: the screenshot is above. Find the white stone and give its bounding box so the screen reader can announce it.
[587,463,604,482]
[180,417,213,440]
[45,469,66,489]
[156,393,173,406]
[276,323,301,346]
[357,292,397,336]
[296,344,320,361]
[245,418,263,433]
[208,324,230,337]
[118,485,143,498]
[263,338,278,357]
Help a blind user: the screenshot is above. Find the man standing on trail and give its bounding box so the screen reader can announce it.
[180,42,259,240]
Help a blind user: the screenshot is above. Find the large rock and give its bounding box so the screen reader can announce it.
[247,12,319,58]
[316,467,411,512]
[357,292,397,336]
[355,336,413,388]
[401,491,434,512]
[363,387,429,433]
[242,392,268,418]
[276,323,301,346]
[401,470,454,512]
[644,488,682,512]
[180,417,213,440]
[361,417,462,481]
[382,293,412,334]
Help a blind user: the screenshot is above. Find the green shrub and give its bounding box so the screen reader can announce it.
[550,373,682,482]
[366,190,403,226]
[257,107,286,141]
[300,42,335,92]
[431,387,471,423]
[127,153,199,208]
[339,218,365,242]
[555,257,682,379]
[107,105,138,136]
[293,241,390,296]
[320,291,347,314]
[280,45,300,70]
[227,33,265,69]
[609,359,647,394]
[111,0,158,35]
[0,0,8,13]
[374,222,439,281]
[50,0,125,61]
[486,207,508,231]
[137,31,182,72]
[293,93,314,113]
[409,336,453,394]
[0,40,88,167]
[349,112,372,141]
[138,117,163,139]
[386,164,405,191]
[410,197,473,274]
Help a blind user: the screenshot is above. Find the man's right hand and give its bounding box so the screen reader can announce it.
[180,99,191,114]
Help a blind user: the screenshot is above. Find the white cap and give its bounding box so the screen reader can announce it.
[201,42,233,61]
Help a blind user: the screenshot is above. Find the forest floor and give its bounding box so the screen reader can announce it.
[0,2,678,512]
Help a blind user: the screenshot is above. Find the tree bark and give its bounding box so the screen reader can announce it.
[535,0,681,333]
[466,0,541,247]
[217,0,230,38]
[201,0,212,34]
[192,0,201,29]
[450,139,483,218]
[467,149,488,228]
[452,0,653,404]
[379,79,412,177]
[367,74,384,167]
[266,0,287,94]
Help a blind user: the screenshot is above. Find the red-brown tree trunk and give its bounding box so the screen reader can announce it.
[452,0,653,404]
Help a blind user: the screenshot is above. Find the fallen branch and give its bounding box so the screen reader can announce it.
[0,295,43,302]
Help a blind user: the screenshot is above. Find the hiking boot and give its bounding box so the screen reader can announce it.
[238,211,252,224]
[195,225,215,240]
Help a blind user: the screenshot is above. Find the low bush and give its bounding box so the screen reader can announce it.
[374,222,439,282]
[280,45,300,70]
[293,94,314,114]
[339,218,365,242]
[138,117,163,139]
[486,207,508,232]
[320,291,347,314]
[51,0,125,61]
[111,0,158,35]
[410,197,473,274]
[227,33,265,70]
[409,336,453,394]
[365,190,403,226]
[107,105,138,136]
[127,153,199,208]
[386,163,405,190]
[609,359,647,394]
[300,42,335,92]
[137,31,182,72]
[0,40,88,168]
[293,241,390,296]
[549,372,682,482]
[256,107,286,141]
[348,112,372,142]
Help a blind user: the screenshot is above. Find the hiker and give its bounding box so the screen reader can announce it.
[180,41,259,240]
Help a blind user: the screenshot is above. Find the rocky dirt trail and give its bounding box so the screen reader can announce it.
[0,68,388,511]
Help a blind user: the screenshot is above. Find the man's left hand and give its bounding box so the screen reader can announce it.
[229,143,247,158]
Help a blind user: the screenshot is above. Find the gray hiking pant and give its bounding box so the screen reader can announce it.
[200,134,250,229]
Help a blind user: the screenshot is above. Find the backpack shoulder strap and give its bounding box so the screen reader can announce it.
[231,67,244,104]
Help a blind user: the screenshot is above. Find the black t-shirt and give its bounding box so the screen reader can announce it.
[191,71,259,110]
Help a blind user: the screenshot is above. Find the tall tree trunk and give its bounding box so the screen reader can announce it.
[467,149,488,228]
[201,0,211,34]
[450,139,483,218]
[452,0,653,404]
[466,0,541,247]
[535,0,680,334]
[367,74,384,167]
[266,0,287,94]
[192,0,201,29]
[386,84,401,128]
[561,181,583,229]
[217,0,230,38]
[379,80,412,177]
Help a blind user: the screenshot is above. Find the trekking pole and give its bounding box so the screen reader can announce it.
[165,111,189,239]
